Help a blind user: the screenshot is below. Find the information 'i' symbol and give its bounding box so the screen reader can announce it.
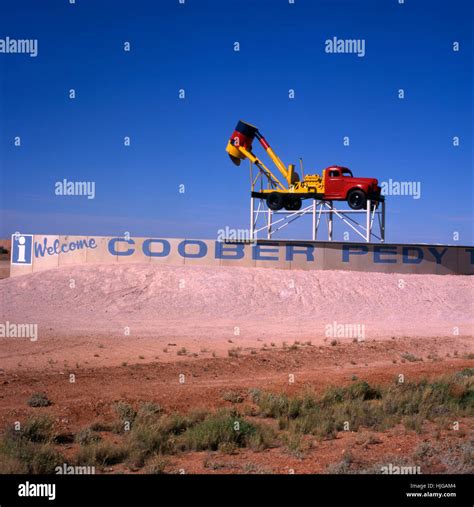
[17,236,26,262]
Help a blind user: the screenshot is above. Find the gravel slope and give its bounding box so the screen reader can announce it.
[1,263,472,340]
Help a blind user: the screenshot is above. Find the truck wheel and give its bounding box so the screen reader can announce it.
[267,192,284,211]
[284,197,302,211]
[347,189,366,210]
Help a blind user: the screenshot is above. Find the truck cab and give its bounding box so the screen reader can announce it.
[323,166,381,209]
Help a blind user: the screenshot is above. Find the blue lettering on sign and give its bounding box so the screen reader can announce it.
[402,247,423,264]
[342,244,369,262]
[215,242,245,259]
[285,245,314,262]
[428,247,447,264]
[108,238,135,256]
[11,234,33,265]
[374,246,397,264]
[178,240,207,258]
[14,236,471,272]
[143,239,170,257]
[35,237,97,257]
[465,248,474,264]
[252,245,279,261]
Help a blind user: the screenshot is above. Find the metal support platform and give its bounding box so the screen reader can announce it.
[250,197,385,242]
[248,161,386,243]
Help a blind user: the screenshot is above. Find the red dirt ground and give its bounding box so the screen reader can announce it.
[0,337,472,474]
[0,264,472,474]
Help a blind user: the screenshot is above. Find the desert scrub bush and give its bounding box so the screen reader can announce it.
[325,451,354,474]
[355,431,382,447]
[278,416,290,430]
[0,427,63,474]
[125,413,191,465]
[27,392,51,408]
[283,431,312,458]
[382,376,473,419]
[413,441,435,461]
[455,368,474,378]
[157,413,190,435]
[114,401,136,422]
[182,410,273,452]
[186,409,208,425]
[127,422,172,458]
[400,352,422,362]
[332,399,386,432]
[89,420,113,432]
[74,427,102,446]
[246,423,275,451]
[403,414,425,434]
[145,454,168,474]
[292,411,337,440]
[255,393,287,417]
[113,401,137,432]
[135,402,162,422]
[438,439,474,474]
[228,347,242,358]
[76,441,128,467]
[322,381,381,405]
[0,454,26,474]
[254,392,295,418]
[247,372,472,440]
[218,441,239,454]
[20,415,55,443]
[242,463,273,474]
[222,391,244,404]
[248,388,262,403]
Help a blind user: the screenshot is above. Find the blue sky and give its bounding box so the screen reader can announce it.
[0,0,472,244]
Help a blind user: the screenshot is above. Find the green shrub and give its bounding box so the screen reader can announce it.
[0,429,63,474]
[21,415,55,443]
[228,347,242,358]
[254,393,292,418]
[27,393,51,408]
[182,411,272,452]
[401,352,422,362]
[404,414,424,434]
[145,454,168,474]
[74,427,102,446]
[222,391,244,403]
[114,401,137,424]
[76,441,128,466]
[136,402,162,422]
[293,411,337,440]
[248,388,262,403]
[125,412,191,465]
